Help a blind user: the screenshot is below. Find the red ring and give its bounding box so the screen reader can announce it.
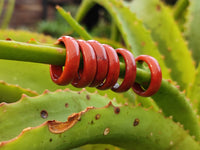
[97,44,120,90]
[132,55,162,97]
[111,48,136,93]
[71,40,97,88]
[50,36,80,85]
[87,40,108,87]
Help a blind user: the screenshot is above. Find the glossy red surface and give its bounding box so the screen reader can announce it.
[111,48,136,93]
[50,36,80,85]
[132,55,162,97]
[50,36,162,97]
[87,40,108,87]
[97,44,120,90]
[71,40,96,88]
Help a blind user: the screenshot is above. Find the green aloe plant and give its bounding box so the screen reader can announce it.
[0,0,200,149]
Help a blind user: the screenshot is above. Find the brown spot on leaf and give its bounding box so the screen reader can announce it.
[40,110,48,119]
[86,94,90,100]
[65,103,69,108]
[48,106,94,134]
[95,114,101,120]
[49,138,52,142]
[103,128,110,135]
[6,38,12,41]
[114,107,120,114]
[141,42,146,46]
[48,113,80,133]
[156,4,161,11]
[133,118,139,126]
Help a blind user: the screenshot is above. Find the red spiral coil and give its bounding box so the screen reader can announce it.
[50,36,162,97]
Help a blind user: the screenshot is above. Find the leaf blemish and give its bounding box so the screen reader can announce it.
[95,114,101,120]
[104,128,110,135]
[133,118,140,126]
[40,110,48,119]
[86,94,90,100]
[65,103,69,108]
[114,107,120,114]
[48,113,81,134]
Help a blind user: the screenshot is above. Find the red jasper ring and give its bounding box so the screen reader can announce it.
[132,55,162,97]
[50,36,80,85]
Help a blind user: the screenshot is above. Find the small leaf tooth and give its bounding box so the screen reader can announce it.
[104,94,108,98]
[94,90,98,94]
[167,79,172,83]
[23,127,32,132]
[176,85,180,89]
[158,109,162,113]
[21,94,28,99]
[181,90,186,94]
[43,89,50,94]
[55,89,62,92]
[161,55,165,60]
[64,88,70,91]
[0,102,7,107]
[81,88,86,92]
[124,102,128,106]
[112,98,116,102]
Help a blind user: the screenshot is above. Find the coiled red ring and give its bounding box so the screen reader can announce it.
[50,36,162,97]
[50,36,80,85]
[111,48,136,93]
[132,55,162,97]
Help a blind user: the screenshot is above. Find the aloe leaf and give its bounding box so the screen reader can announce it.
[152,79,200,140]
[185,0,200,65]
[124,0,195,90]
[187,64,200,114]
[174,0,189,21]
[0,29,55,43]
[0,102,199,150]
[76,0,171,79]
[0,89,118,141]
[0,81,37,103]
[0,60,66,93]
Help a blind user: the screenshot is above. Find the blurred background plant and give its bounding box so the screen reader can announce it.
[0,0,180,38]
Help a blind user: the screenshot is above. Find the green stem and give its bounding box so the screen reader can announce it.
[174,0,189,20]
[0,40,150,83]
[1,0,15,29]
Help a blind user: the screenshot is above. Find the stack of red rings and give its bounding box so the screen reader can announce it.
[50,36,162,97]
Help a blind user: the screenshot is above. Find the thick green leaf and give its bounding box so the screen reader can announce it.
[187,64,200,114]
[0,89,118,141]
[0,81,37,103]
[124,0,195,90]
[0,103,199,150]
[0,29,55,43]
[185,0,200,65]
